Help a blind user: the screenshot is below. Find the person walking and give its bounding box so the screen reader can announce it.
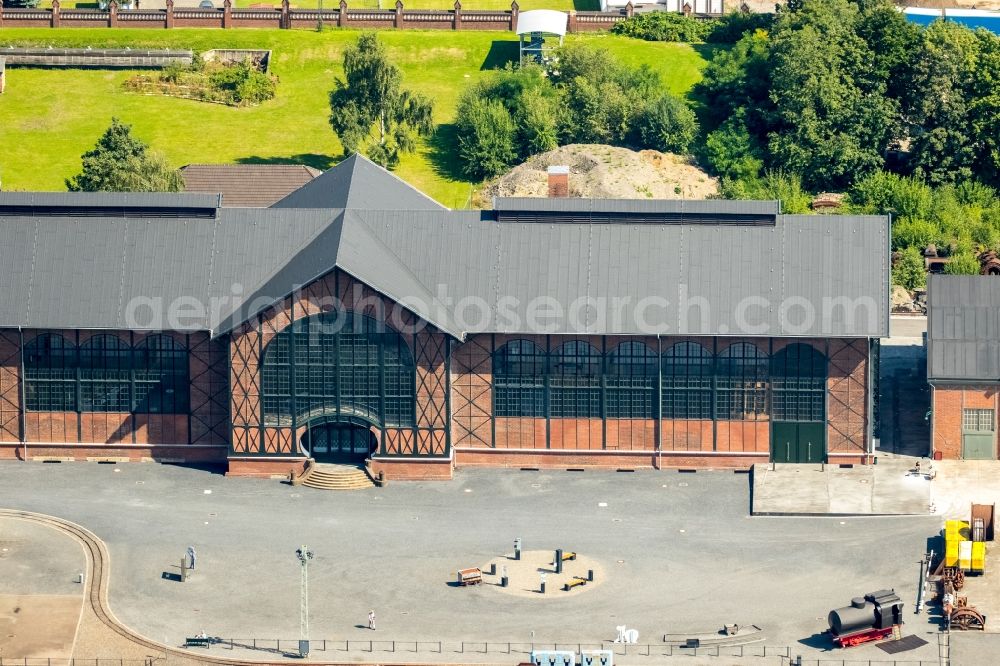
[367,609,376,631]
[187,546,197,571]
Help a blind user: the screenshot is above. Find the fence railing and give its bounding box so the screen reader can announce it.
[0,0,723,31]
[0,660,158,666]
[51,636,935,666]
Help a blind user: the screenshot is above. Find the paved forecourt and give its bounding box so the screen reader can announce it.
[0,460,973,663]
[0,516,86,660]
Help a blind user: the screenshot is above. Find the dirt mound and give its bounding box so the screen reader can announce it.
[478,144,718,205]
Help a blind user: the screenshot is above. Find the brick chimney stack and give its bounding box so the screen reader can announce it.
[547,165,569,198]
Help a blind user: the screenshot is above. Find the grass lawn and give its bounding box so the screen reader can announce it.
[0,28,712,207]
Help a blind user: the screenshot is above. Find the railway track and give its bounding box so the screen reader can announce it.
[0,508,449,666]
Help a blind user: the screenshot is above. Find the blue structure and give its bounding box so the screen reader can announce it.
[904,7,1000,34]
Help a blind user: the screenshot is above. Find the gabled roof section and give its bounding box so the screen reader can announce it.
[211,209,463,338]
[270,153,447,211]
[927,274,1000,382]
[181,164,321,207]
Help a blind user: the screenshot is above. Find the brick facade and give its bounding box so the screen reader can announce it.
[0,279,873,477]
[0,328,229,460]
[932,385,1000,459]
[449,334,870,470]
[228,268,449,461]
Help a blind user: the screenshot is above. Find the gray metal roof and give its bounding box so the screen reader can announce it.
[927,274,1000,382]
[347,210,888,338]
[0,191,221,210]
[0,209,338,333]
[270,153,446,211]
[0,157,890,340]
[493,197,781,216]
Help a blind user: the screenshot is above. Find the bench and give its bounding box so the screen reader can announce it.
[564,576,588,591]
[457,567,483,586]
[184,637,212,648]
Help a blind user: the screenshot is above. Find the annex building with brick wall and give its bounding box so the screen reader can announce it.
[928,274,1000,460]
[0,156,889,479]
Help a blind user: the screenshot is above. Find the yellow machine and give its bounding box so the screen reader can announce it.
[945,519,986,575]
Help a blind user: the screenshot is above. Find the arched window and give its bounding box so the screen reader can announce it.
[662,342,713,419]
[606,341,657,419]
[716,342,768,421]
[79,335,132,412]
[550,341,601,418]
[260,311,415,428]
[771,343,826,422]
[134,335,189,414]
[493,340,546,418]
[24,334,77,411]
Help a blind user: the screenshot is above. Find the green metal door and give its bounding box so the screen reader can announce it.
[771,422,797,463]
[962,433,996,460]
[796,422,826,463]
[771,422,826,463]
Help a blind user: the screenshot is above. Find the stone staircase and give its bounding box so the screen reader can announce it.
[298,462,375,491]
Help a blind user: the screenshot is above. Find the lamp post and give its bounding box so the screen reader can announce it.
[296,546,314,657]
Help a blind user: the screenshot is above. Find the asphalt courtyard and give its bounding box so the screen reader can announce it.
[1,461,990,664]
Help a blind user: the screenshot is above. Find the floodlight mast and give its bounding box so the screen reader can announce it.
[296,546,314,657]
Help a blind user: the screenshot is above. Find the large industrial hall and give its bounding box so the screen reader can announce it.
[0,156,889,479]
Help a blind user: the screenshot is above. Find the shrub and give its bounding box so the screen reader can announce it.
[455,96,517,181]
[611,12,713,43]
[945,251,982,275]
[891,217,939,251]
[706,11,774,44]
[703,108,763,180]
[848,171,933,219]
[454,45,698,180]
[638,94,698,154]
[209,59,276,106]
[892,246,926,291]
[970,218,1000,250]
[719,170,812,214]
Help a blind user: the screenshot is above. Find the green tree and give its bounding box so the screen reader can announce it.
[766,0,898,190]
[945,251,982,275]
[969,31,1000,187]
[66,118,182,193]
[703,108,763,181]
[892,246,927,290]
[638,94,698,154]
[554,45,662,146]
[907,21,979,185]
[329,32,434,169]
[692,29,772,133]
[853,0,922,102]
[454,96,517,181]
[478,66,562,159]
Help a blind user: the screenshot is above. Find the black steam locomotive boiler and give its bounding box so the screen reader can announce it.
[827,589,905,648]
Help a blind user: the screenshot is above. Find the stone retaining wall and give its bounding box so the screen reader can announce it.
[0,46,193,68]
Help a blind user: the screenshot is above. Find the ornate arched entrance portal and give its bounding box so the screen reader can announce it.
[259,310,417,458]
[301,418,378,463]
